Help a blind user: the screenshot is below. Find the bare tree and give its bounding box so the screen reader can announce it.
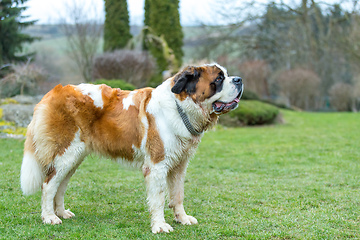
[189,0,360,110]
[274,68,321,110]
[93,50,156,88]
[329,82,355,111]
[59,0,103,82]
[238,60,270,98]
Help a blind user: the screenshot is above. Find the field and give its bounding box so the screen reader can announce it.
[0,111,359,239]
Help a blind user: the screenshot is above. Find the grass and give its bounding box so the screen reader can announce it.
[0,110,359,239]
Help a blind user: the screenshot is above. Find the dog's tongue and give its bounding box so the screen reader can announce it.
[216,98,239,108]
[213,98,240,112]
[214,102,225,109]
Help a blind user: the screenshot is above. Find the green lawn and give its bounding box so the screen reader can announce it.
[0,111,359,239]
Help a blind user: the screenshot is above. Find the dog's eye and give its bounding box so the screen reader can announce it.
[215,76,224,83]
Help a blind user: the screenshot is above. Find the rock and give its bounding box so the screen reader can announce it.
[0,132,26,139]
[12,95,43,105]
[1,104,35,127]
[0,125,16,131]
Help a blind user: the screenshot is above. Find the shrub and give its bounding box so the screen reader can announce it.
[241,90,260,100]
[238,60,270,98]
[219,100,279,126]
[329,83,354,111]
[93,79,136,91]
[93,50,156,88]
[272,68,321,110]
[0,63,48,98]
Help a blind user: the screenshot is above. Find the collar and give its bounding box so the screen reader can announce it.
[175,100,203,136]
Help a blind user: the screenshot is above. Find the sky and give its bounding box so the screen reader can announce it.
[22,0,354,26]
[22,0,217,26]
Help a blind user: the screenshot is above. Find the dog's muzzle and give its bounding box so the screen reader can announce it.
[212,77,243,113]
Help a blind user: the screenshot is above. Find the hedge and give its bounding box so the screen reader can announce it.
[93,79,136,91]
[220,100,280,126]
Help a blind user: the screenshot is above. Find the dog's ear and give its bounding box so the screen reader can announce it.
[171,67,201,94]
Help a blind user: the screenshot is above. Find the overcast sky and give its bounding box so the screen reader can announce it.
[23,0,353,26]
[23,0,219,26]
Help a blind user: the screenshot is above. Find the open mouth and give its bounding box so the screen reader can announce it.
[212,90,243,113]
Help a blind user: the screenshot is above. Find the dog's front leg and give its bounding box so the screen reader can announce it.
[144,164,173,234]
[167,159,198,225]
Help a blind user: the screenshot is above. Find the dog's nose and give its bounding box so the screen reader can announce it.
[232,77,242,85]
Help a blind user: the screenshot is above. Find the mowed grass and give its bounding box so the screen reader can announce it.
[0,111,359,239]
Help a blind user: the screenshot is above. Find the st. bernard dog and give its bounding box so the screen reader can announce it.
[20,63,243,233]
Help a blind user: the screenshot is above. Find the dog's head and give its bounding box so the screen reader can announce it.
[171,64,243,115]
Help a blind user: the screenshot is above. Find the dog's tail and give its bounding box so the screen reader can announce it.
[20,151,45,195]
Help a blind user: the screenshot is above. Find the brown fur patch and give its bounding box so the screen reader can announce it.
[191,65,222,103]
[83,88,155,160]
[171,65,223,103]
[146,112,165,164]
[29,84,161,166]
[45,166,56,184]
[142,166,151,177]
[24,123,36,154]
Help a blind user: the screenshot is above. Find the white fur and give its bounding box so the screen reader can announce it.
[145,81,201,233]
[32,104,53,166]
[123,90,137,110]
[21,151,45,195]
[77,84,104,108]
[41,131,87,224]
[147,80,196,140]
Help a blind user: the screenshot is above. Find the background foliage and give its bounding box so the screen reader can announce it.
[93,79,136,91]
[0,0,37,67]
[144,0,183,73]
[103,0,132,51]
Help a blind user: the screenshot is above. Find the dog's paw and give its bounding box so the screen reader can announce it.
[151,222,174,234]
[56,209,75,219]
[175,214,198,225]
[42,214,62,225]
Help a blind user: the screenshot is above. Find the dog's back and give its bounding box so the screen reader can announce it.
[21,84,154,194]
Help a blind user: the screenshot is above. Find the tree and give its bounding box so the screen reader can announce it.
[103,0,132,51]
[238,60,270,98]
[274,68,321,110]
[60,0,103,82]
[329,82,354,111]
[145,0,184,73]
[0,0,37,67]
[254,1,353,97]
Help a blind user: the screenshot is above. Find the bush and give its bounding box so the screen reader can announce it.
[93,50,156,88]
[329,83,354,111]
[241,90,260,100]
[93,79,136,91]
[0,63,48,98]
[272,68,321,110]
[219,100,280,126]
[238,60,270,98]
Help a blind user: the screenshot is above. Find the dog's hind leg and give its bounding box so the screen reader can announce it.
[167,159,198,225]
[54,158,84,219]
[41,133,87,224]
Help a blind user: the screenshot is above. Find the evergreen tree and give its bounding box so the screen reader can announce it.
[145,0,184,72]
[0,0,37,66]
[142,0,150,50]
[144,0,150,28]
[103,0,132,52]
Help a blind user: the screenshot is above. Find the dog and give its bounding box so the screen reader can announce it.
[20,63,243,233]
